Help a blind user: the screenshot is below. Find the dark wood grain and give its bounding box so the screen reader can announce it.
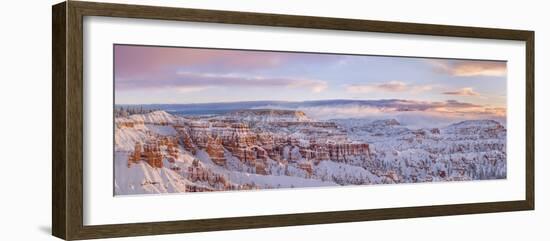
[52,2,67,239]
[52,1,535,240]
[72,201,530,240]
[72,1,533,40]
[525,32,535,209]
[66,1,85,240]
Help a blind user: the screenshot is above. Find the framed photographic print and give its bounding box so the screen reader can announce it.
[52,1,534,240]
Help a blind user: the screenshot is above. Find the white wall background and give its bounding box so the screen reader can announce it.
[0,0,547,240]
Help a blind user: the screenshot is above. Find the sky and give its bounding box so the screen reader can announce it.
[114,44,507,122]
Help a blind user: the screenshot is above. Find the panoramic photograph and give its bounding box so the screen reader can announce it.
[113,44,507,195]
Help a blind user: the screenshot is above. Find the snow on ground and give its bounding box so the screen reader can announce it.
[128,110,179,124]
[115,123,177,151]
[314,161,380,185]
[114,152,188,195]
[195,150,336,188]
[145,124,177,136]
[115,127,148,152]
[114,110,506,195]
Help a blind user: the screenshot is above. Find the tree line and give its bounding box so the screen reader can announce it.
[114,105,160,117]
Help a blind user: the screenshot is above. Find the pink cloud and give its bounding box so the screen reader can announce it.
[114,45,341,93]
[115,45,341,80]
[442,87,480,96]
[346,81,432,93]
[116,70,328,93]
[429,59,507,77]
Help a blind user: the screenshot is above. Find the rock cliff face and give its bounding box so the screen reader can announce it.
[114,109,506,195]
[126,136,180,169]
[205,137,225,166]
[175,118,371,173]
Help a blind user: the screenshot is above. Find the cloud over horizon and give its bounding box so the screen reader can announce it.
[442,87,480,96]
[429,59,507,77]
[254,99,506,128]
[345,81,433,94]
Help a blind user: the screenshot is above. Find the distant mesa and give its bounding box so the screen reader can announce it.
[371,119,401,126]
[444,119,505,136]
[226,109,312,122]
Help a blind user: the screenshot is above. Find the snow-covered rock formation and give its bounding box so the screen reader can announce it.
[114,109,506,195]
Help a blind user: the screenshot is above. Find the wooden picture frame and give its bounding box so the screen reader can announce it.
[52,1,534,240]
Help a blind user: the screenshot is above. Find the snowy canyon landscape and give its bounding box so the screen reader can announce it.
[113,44,508,195]
[114,100,507,195]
